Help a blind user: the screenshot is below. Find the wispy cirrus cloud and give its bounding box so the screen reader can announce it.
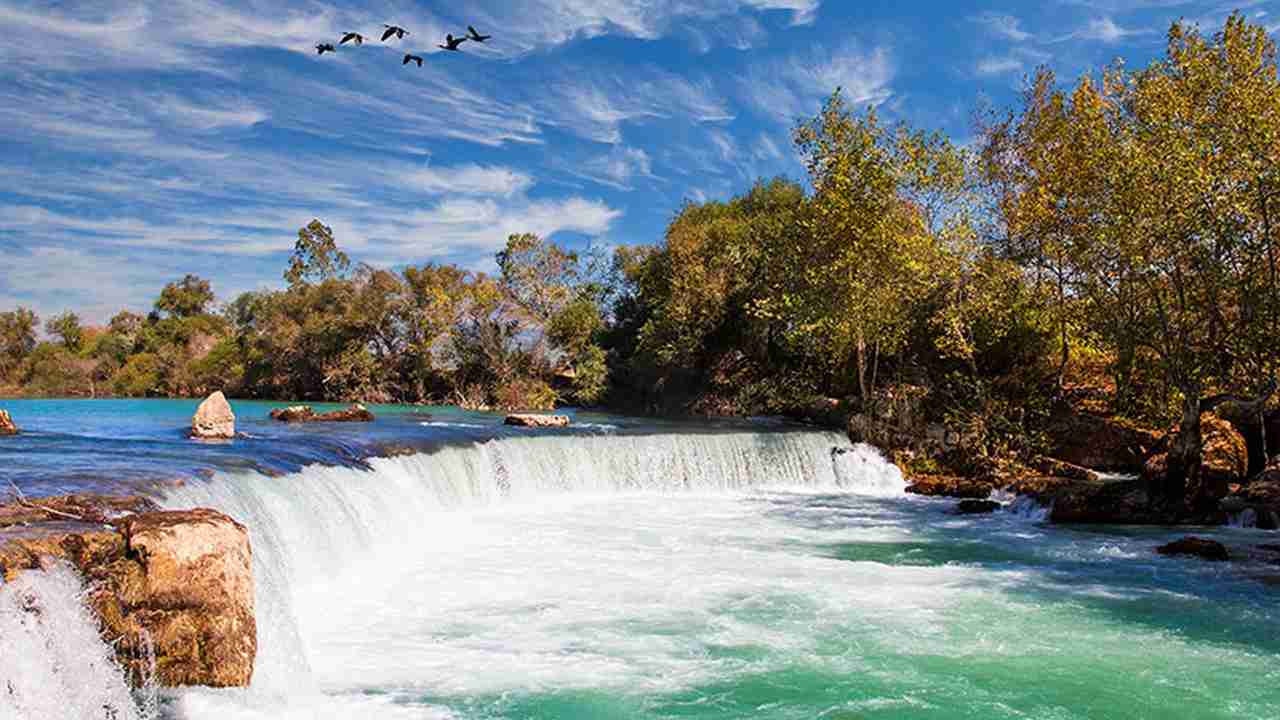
[970,11,1033,41]
[741,41,895,123]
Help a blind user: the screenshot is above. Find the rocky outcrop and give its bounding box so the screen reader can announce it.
[1045,408,1162,472]
[957,499,1001,514]
[505,414,571,428]
[191,391,235,439]
[1143,413,1248,504]
[270,403,375,423]
[0,408,17,436]
[1157,536,1230,562]
[905,474,996,499]
[0,497,256,688]
[1031,456,1099,482]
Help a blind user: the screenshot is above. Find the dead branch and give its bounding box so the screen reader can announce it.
[5,481,91,523]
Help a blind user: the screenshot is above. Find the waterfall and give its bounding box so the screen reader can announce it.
[0,565,151,720]
[154,430,902,696]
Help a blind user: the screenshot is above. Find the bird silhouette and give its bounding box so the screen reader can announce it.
[382,24,409,41]
[340,32,364,45]
[316,43,335,55]
[467,25,491,42]
[438,33,467,51]
[403,53,423,67]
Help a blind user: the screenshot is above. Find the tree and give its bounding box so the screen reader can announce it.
[790,92,957,404]
[155,274,215,318]
[45,311,84,353]
[285,219,350,287]
[989,14,1280,507]
[0,307,38,379]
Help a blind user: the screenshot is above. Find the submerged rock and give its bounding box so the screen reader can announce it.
[270,403,374,423]
[505,414,571,428]
[1157,536,1230,562]
[191,391,235,439]
[957,499,1001,515]
[0,498,256,688]
[0,408,17,436]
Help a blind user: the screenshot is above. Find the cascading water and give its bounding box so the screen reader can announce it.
[0,565,152,720]
[6,425,1280,720]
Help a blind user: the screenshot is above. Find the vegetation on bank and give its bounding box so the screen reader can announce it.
[4,16,1280,508]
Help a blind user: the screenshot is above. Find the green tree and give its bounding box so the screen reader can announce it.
[0,307,38,380]
[45,311,84,353]
[155,274,215,319]
[285,219,350,287]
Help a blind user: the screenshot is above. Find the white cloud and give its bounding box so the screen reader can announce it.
[406,165,535,197]
[1067,16,1152,43]
[976,56,1025,76]
[742,41,895,122]
[574,146,655,190]
[970,12,1032,42]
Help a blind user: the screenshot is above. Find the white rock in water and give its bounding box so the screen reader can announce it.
[192,391,235,439]
[0,408,16,436]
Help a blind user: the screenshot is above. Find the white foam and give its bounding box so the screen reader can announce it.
[0,564,151,720]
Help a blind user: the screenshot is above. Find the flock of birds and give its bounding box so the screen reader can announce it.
[316,23,491,67]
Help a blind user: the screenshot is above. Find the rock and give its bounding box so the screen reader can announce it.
[957,500,1001,514]
[0,408,17,435]
[1045,408,1161,472]
[1031,456,1100,482]
[1143,413,1248,503]
[905,475,997,499]
[0,501,256,688]
[191,391,235,439]
[270,404,374,423]
[1157,536,1230,562]
[505,414,571,428]
[270,405,314,422]
[0,494,157,529]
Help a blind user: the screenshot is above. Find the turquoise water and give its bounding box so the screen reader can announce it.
[1,400,1277,719]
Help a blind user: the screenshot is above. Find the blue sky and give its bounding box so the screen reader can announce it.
[2,0,1277,323]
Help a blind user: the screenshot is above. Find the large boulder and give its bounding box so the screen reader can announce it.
[1157,536,1230,562]
[0,499,256,688]
[505,414,571,428]
[1045,408,1162,472]
[0,408,17,436]
[191,391,235,439]
[1143,413,1248,503]
[905,474,997,499]
[270,404,374,423]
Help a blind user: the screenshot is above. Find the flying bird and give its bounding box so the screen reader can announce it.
[382,24,409,41]
[403,53,423,67]
[438,34,467,51]
[466,25,491,42]
[316,43,335,55]
[340,32,364,45]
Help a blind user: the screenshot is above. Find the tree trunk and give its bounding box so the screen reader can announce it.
[855,332,868,408]
[1161,392,1202,509]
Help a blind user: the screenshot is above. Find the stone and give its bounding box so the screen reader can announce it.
[0,408,17,435]
[0,501,256,688]
[957,500,1001,514]
[505,414,571,428]
[1156,536,1230,562]
[1143,413,1249,503]
[191,391,235,439]
[1045,408,1162,472]
[905,475,997,499]
[270,404,375,423]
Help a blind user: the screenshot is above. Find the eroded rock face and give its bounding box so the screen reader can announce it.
[191,391,235,439]
[1045,409,1161,472]
[0,499,256,688]
[270,404,375,423]
[505,414,571,428]
[1143,413,1248,503]
[905,475,996,499]
[1157,536,1230,562]
[0,408,17,436]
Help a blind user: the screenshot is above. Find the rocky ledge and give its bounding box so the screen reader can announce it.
[0,408,17,436]
[505,414,571,428]
[0,495,256,687]
[270,403,374,423]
